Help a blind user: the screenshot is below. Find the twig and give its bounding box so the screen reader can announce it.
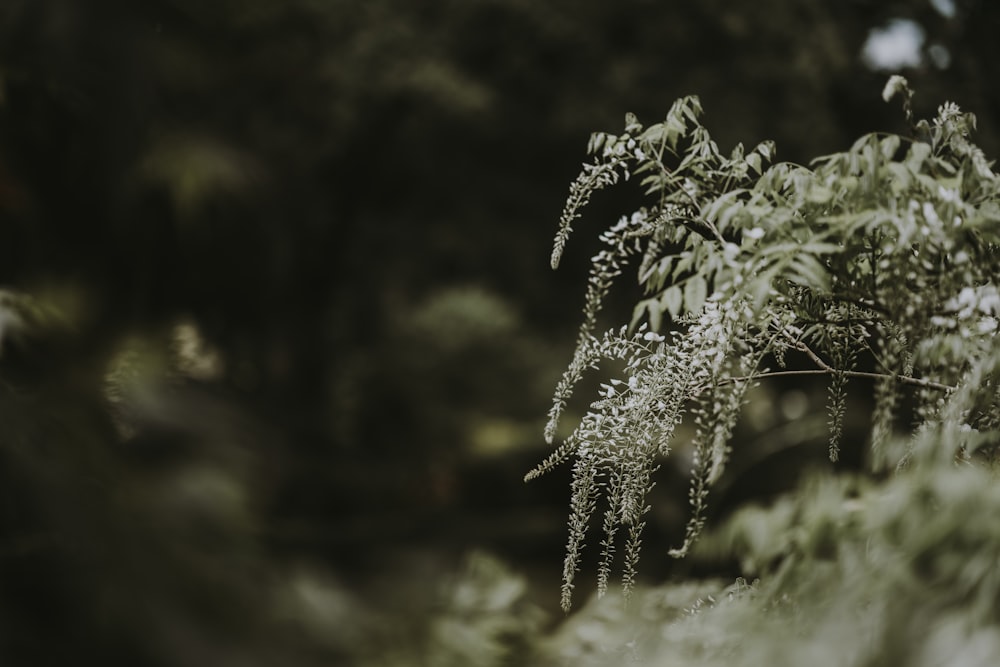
[778,329,954,393]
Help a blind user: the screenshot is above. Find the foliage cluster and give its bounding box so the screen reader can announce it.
[538,465,1000,666]
[530,76,1000,613]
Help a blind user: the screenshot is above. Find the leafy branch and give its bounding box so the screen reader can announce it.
[531,78,1000,610]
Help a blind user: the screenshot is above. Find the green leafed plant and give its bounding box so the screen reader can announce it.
[528,76,1000,612]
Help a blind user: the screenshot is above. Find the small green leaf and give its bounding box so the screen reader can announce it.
[624,112,641,134]
[630,301,648,331]
[718,202,743,232]
[906,142,932,171]
[587,132,606,155]
[648,300,663,331]
[704,189,745,225]
[880,134,901,160]
[789,255,830,291]
[748,271,776,310]
[672,252,695,280]
[684,276,708,313]
[665,116,685,149]
[661,285,683,318]
[887,162,911,194]
[756,140,774,162]
[640,123,664,144]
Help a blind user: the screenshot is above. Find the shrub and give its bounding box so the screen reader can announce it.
[528,77,1000,617]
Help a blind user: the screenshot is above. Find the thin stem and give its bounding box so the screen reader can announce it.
[776,330,954,393]
[704,218,727,246]
[722,367,952,393]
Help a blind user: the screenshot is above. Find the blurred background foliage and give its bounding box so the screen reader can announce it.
[0,0,998,664]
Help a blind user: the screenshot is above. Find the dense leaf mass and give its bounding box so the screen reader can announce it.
[533,78,1000,611]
